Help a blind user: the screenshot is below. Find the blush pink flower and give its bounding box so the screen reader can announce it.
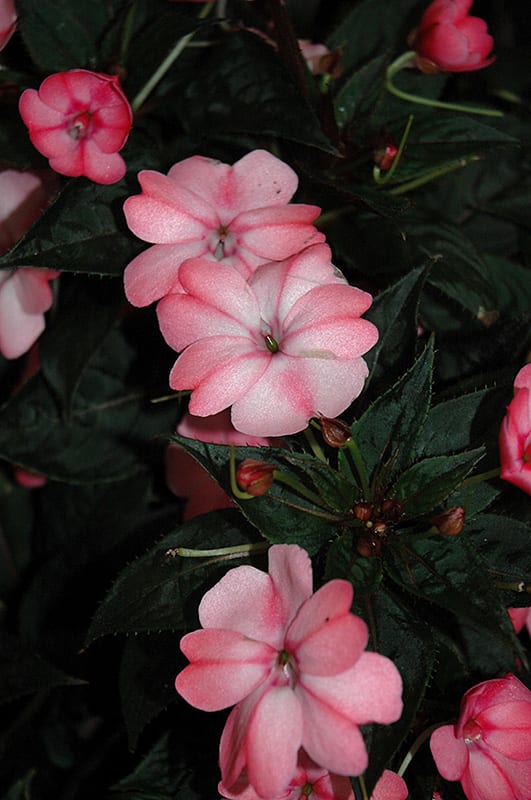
[19,70,132,185]
[499,364,531,495]
[0,169,59,359]
[0,0,16,51]
[122,149,325,306]
[219,749,354,800]
[430,673,531,800]
[166,410,273,519]
[408,0,495,74]
[370,770,408,800]
[156,244,378,437]
[175,544,403,799]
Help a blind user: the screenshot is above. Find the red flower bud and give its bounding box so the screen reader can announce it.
[356,531,382,558]
[236,459,276,497]
[431,506,465,536]
[374,139,399,171]
[381,498,403,521]
[353,502,373,522]
[320,417,351,448]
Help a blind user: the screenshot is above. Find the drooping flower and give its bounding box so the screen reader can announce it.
[370,770,408,800]
[219,749,355,800]
[157,244,378,437]
[175,544,403,799]
[408,0,495,74]
[499,364,531,495]
[430,673,531,800]
[122,150,325,307]
[19,70,132,185]
[166,410,273,519]
[0,0,16,51]
[0,169,59,359]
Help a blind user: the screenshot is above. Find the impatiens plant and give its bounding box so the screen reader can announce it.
[0,1,530,799]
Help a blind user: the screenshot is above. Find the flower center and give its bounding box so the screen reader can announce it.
[263,333,279,353]
[68,111,93,140]
[463,718,482,743]
[301,783,314,797]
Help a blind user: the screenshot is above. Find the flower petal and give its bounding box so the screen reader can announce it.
[430,724,468,780]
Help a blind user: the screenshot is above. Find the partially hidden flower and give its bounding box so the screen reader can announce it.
[219,749,354,800]
[157,244,378,437]
[166,410,273,519]
[19,70,132,185]
[0,0,16,51]
[236,459,276,497]
[371,770,408,800]
[175,543,403,799]
[408,0,495,74]
[499,364,531,495]
[430,673,531,800]
[431,506,465,536]
[299,40,343,79]
[508,608,531,638]
[123,149,325,306]
[0,169,59,359]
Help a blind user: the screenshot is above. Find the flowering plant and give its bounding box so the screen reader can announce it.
[0,1,530,800]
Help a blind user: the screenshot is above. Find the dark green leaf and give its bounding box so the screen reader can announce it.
[16,0,110,71]
[391,448,484,516]
[467,513,531,595]
[334,54,387,128]
[324,531,383,594]
[0,632,82,704]
[86,510,257,642]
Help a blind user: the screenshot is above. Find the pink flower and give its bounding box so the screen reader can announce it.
[408,0,495,74]
[0,0,16,51]
[430,673,531,800]
[166,410,272,519]
[499,364,531,495]
[219,749,354,800]
[156,244,378,437]
[122,150,325,307]
[13,467,47,489]
[19,70,132,185]
[0,169,59,359]
[508,608,531,638]
[175,544,403,798]
[370,770,408,800]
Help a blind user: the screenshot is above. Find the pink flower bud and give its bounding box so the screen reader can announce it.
[374,137,399,171]
[499,364,531,495]
[236,459,276,496]
[431,506,465,536]
[408,0,495,74]
[19,70,132,185]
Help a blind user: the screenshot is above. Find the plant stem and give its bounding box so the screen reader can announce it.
[170,542,267,558]
[304,426,327,463]
[397,722,448,777]
[373,114,414,185]
[274,471,327,508]
[461,466,501,487]
[346,437,371,500]
[386,51,503,118]
[357,774,369,800]
[388,154,481,194]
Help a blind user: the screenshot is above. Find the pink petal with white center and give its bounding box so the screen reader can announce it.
[268,544,313,637]
[230,149,299,211]
[178,257,259,329]
[282,285,378,360]
[123,171,218,243]
[287,579,368,675]
[123,242,206,306]
[430,724,468,780]
[167,156,233,214]
[198,563,286,649]
[233,204,324,260]
[246,685,303,798]
[175,629,275,711]
[479,701,531,759]
[230,355,369,437]
[170,339,269,417]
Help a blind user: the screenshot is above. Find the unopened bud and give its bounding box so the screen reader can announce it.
[356,531,382,558]
[381,498,403,521]
[372,521,387,537]
[236,459,276,497]
[374,136,399,171]
[431,506,465,536]
[320,417,351,447]
[353,502,373,522]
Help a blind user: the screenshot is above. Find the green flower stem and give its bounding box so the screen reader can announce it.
[345,437,371,500]
[397,722,449,777]
[170,542,267,559]
[373,114,414,185]
[357,774,369,800]
[388,153,481,195]
[131,2,214,113]
[461,466,501,487]
[274,471,328,508]
[386,51,503,118]
[304,425,328,463]
[495,579,531,593]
